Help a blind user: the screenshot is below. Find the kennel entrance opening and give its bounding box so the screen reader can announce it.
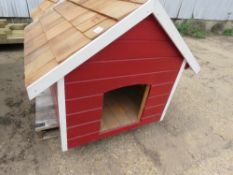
[101,84,150,131]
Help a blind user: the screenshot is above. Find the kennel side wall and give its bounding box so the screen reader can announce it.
[64,15,184,149]
[50,84,59,122]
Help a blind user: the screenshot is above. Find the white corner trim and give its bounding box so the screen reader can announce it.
[26,0,155,100]
[57,78,68,152]
[160,60,186,121]
[152,0,200,74]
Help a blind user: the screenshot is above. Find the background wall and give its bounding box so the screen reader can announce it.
[0,0,233,20]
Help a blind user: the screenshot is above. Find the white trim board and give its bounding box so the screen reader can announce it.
[26,0,200,100]
[160,60,186,121]
[57,78,68,152]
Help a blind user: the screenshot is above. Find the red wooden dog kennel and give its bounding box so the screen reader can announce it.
[24,0,200,151]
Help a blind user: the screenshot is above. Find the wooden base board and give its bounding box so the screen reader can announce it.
[101,85,148,131]
[37,129,59,140]
[35,89,59,132]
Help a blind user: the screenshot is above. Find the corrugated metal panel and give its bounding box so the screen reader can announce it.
[158,0,165,5]
[178,0,196,19]
[193,0,233,20]
[13,0,29,17]
[27,0,41,15]
[0,0,14,17]
[198,0,233,20]
[164,0,183,18]
[0,0,29,17]
[0,0,233,20]
[230,1,233,20]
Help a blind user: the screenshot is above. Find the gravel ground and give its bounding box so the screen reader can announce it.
[0,36,233,175]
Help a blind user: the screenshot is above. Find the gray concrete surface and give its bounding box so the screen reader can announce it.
[0,36,233,175]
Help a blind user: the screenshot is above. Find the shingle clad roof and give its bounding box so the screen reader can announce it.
[25,0,147,86]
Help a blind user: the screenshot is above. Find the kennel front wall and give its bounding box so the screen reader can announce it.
[63,16,184,149]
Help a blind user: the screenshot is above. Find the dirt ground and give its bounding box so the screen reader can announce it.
[0,36,233,175]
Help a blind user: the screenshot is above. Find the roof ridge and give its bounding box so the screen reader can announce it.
[68,0,140,20]
[67,0,118,21]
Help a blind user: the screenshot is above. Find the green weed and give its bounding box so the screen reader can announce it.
[175,21,206,39]
[223,29,233,36]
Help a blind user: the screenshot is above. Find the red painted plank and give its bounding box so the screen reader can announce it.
[67,108,102,127]
[141,114,161,123]
[150,83,174,96]
[68,132,99,149]
[143,105,165,117]
[67,114,161,149]
[83,41,181,63]
[118,15,169,41]
[66,57,181,82]
[67,121,100,139]
[146,94,170,107]
[65,71,178,98]
[66,94,102,114]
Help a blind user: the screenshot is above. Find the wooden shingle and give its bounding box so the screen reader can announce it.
[31,0,57,20]
[84,19,116,39]
[71,11,106,32]
[39,0,54,11]
[24,32,47,57]
[25,44,55,77]
[24,22,44,43]
[73,0,140,20]
[25,60,58,86]
[49,27,90,62]
[55,1,87,21]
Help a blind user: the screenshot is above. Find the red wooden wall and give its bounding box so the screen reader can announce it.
[64,15,184,149]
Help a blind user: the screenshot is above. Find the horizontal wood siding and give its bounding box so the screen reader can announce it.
[68,115,161,148]
[66,57,181,82]
[66,71,179,98]
[67,121,100,139]
[67,109,102,127]
[150,83,174,96]
[146,94,170,107]
[65,15,183,149]
[66,94,102,114]
[118,18,168,41]
[143,104,166,116]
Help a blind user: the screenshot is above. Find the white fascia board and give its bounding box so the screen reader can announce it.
[27,0,155,100]
[152,0,201,74]
[160,60,186,121]
[57,78,68,152]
